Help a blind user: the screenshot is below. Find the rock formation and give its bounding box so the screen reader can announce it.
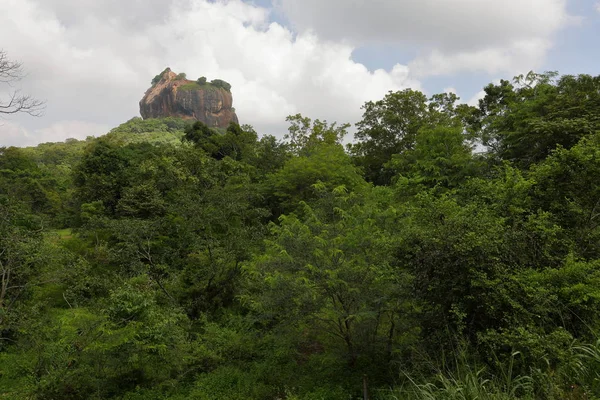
[139,68,239,128]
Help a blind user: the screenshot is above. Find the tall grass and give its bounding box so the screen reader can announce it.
[380,338,600,400]
[570,338,600,398]
[385,351,533,400]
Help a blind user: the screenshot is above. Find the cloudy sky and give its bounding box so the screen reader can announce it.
[0,0,599,147]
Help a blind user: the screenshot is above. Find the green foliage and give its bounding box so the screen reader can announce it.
[530,132,600,258]
[110,116,188,135]
[285,113,349,155]
[518,257,600,341]
[179,78,231,93]
[183,121,259,162]
[0,146,62,217]
[179,82,202,91]
[389,125,480,194]
[3,71,600,399]
[244,186,417,377]
[266,143,366,215]
[0,197,45,334]
[20,281,191,399]
[350,89,475,185]
[210,79,231,91]
[151,68,171,85]
[391,351,535,400]
[472,72,600,167]
[190,366,275,400]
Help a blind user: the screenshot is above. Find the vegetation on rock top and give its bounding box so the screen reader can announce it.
[150,67,232,92]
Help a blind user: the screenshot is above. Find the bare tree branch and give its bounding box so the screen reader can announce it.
[0,50,23,83]
[0,49,45,116]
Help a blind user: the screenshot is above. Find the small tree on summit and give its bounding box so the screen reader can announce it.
[210,79,232,91]
[151,68,171,85]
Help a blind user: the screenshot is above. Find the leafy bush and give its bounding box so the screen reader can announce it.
[210,79,232,91]
[387,350,535,400]
[190,366,275,400]
[5,71,600,400]
[151,75,162,85]
[152,67,170,85]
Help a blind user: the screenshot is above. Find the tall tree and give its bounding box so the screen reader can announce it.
[351,90,472,185]
[389,125,479,194]
[473,72,600,167]
[284,114,349,155]
[530,132,600,258]
[244,186,414,372]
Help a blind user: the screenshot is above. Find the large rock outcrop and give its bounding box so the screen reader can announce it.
[139,68,239,128]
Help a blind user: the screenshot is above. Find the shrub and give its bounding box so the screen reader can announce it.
[151,67,170,85]
[197,76,207,85]
[211,79,232,91]
[176,72,187,80]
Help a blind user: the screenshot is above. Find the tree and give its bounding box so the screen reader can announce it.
[0,146,59,216]
[350,89,472,185]
[284,114,349,155]
[471,72,600,167]
[266,143,365,216]
[151,67,171,85]
[389,125,480,194]
[531,132,600,258]
[0,50,44,116]
[243,187,415,370]
[184,121,215,148]
[210,79,232,91]
[0,198,46,332]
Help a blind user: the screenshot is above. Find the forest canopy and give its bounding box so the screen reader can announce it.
[1,71,600,399]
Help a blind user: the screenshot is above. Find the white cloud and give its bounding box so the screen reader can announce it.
[596,1,600,13]
[409,39,553,77]
[467,90,486,108]
[0,120,108,147]
[276,0,570,48]
[276,0,573,76]
[464,78,503,107]
[0,0,420,146]
[443,87,457,95]
[0,0,580,147]
[0,121,35,147]
[35,120,110,143]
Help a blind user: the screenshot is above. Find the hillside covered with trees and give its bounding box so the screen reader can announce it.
[1,72,600,399]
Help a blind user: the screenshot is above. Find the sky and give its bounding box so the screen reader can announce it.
[0,0,599,147]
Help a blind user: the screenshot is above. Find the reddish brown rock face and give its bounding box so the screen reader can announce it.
[139,69,239,128]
